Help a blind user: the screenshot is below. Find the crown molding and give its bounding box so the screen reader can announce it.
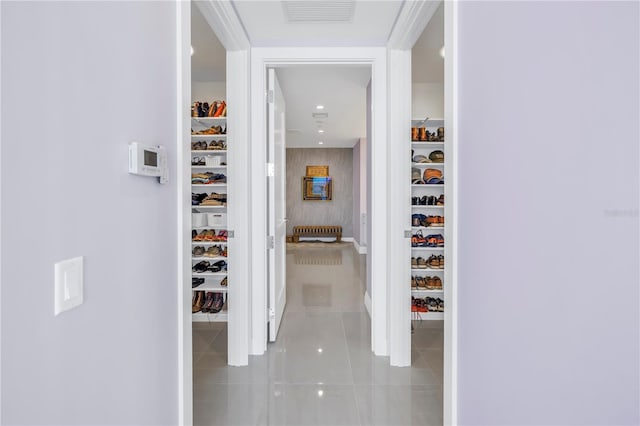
[387,0,441,50]
[195,0,251,51]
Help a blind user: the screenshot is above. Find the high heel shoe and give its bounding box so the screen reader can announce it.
[208,101,218,117]
[214,101,226,117]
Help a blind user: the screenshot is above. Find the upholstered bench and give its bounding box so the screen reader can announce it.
[292,225,342,243]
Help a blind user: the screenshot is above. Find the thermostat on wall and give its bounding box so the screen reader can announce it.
[128,142,168,184]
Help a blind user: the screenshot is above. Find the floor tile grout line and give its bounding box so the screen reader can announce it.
[341,311,364,425]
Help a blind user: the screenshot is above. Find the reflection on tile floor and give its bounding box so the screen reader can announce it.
[193,243,444,426]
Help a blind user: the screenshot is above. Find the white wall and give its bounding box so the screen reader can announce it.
[456,2,639,424]
[192,81,226,103]
[1,2,178,424]
[412,82,444,120]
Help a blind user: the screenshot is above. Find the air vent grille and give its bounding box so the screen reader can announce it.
[282,1,355,23]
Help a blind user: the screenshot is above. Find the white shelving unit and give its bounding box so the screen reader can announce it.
[191,112,228,322]
[411,118,446,320]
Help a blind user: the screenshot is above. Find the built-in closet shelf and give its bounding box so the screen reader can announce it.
[191,134,227,138]
[191,117,227,122]
[192,184,227,188]
[192,226,227,231]
[412,289,444,295]
[412,142,444,147]
[191,150,228,154]
[192,272,227,277]
[411,118,444,127]
[412,163,444,167]
[192,257,227,262]
[412,205,444,209]
[412,227,445,231]
[411,184,444,188]
[192,241,227,247]
[192,165,227,170]
[191,206,227,210]
[411,247,444,251]
[413,312,444,320]
[192,284,228,293]
[192,312,228,322]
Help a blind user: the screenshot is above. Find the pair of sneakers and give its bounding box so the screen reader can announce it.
[411,231,444,247]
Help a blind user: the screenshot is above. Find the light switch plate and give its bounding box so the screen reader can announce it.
[54,256,83,316]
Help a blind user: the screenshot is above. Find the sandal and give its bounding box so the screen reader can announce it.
[220,277,228,287]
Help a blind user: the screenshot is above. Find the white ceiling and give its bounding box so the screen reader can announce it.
[231,0,404,47]
[191,1,444,148]
[275,66,370,148]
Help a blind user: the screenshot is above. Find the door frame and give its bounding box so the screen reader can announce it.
[178,1,459,425]
[249,47,389,357]
[387,1,459,424]
[176,1,251,425]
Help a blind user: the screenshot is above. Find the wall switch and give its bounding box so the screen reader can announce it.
[54,256,83,316]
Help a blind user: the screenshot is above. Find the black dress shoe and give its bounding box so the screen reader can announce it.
[192,277,205,288]
[193,261,210,273]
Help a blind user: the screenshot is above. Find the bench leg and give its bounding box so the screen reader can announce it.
[336,233,341,243]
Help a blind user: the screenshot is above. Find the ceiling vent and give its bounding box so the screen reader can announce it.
[282,1,355,23]
[312,112,329,119]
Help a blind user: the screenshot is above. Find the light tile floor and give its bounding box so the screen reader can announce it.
[193,243,443,426]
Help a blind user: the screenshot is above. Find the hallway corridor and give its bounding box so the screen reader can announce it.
[193,243,443,425]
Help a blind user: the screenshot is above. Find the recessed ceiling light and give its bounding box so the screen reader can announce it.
[318,141,324,145]
[317,390,324,397]
[318,129,325,134]
[316,105,325,110]
[439,46,445,58]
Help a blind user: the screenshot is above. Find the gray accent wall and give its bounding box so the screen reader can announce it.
[1,2,177,424]
[286,148,353,237]
[457,2,639,424]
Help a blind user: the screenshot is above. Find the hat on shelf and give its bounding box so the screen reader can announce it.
[413,154,430,163]
[423,168,444,184]
[412,167,425,184]
[428,150,444,163]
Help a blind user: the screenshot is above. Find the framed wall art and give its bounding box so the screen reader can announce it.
[302,176,332,201]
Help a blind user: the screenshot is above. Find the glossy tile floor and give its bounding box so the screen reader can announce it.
[193,243,444,425]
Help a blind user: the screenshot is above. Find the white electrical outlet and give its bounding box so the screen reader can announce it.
[54,256,84,316]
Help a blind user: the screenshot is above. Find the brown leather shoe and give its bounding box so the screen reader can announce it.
[192,291,204,313]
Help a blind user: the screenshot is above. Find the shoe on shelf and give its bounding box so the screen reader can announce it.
[193,260,210,273]
[220,277,228,287]
[192,277,205,288]
[193,246,205,256]
[192,291,204,313]
[411,257,418,269]
[417,257,427,269]
[207,101,218,117]
[201,292,215,313]
[433,276,442,290]
[210,293,225,313]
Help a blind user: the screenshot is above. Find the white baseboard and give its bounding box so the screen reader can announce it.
[364,291,372,318]
[352,239,367,254]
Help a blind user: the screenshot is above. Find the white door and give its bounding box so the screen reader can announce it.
[268,68,287,341]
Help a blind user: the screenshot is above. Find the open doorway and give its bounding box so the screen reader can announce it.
[266,65,371,343]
